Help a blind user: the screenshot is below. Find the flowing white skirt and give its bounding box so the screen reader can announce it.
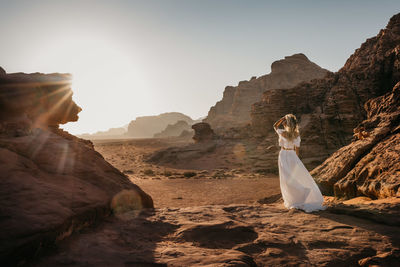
[278,150,325,212]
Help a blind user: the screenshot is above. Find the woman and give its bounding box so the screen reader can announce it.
[273,114,325,212]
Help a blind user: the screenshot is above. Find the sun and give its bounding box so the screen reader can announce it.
[40,34,147,134]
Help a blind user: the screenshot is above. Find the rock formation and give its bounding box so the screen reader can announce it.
[311,81,400,199]
[0,69,153,266]
[0,72,81,128]
[192,122,216,143]
[250,13,400,169]
[204,53,328,130]
[127,112,193,138]
[153,120,191,138]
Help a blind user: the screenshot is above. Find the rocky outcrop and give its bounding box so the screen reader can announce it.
[0,72,81,128]
[192,122,216,143]
[311,81,400,199]
[204,54,328,129]
[250,13,400,169]
[127,112,193,138]
[153,120,191,138]
[0,69,153,266]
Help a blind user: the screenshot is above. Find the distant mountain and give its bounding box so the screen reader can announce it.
[78,127,127,140]
[153,120,192,138]
[127,112,193,138]
[78,112,197,140]
[203,53,329,130]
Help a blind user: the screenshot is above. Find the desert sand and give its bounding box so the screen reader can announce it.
[93,138,281,208]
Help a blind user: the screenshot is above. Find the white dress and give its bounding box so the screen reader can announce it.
[276,128,325,212]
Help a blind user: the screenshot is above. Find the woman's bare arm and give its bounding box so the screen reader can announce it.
[273,117,285,130]
[295,146,299,156]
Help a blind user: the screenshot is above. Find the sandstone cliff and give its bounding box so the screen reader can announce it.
[311,81,400,199]
[0,70,153,265]
[127,112,193,138]
[250,13,400,169]
[204,54,328,129]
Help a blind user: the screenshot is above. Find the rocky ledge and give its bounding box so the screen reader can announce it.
[312,81,400,199]
[34,199,400,266]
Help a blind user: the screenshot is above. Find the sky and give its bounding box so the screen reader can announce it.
[1,0,399,134]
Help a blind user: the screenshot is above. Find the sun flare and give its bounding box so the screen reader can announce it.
[42,35,147,134]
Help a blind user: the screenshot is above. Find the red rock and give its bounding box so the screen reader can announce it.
[311,82,400,199]
[33,202,400,266]
[0,71,81,128]
[0,70,153,265]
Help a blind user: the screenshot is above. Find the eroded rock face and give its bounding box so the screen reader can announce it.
[204,53,328,129]
[0,69,153,265]
[311,82,400,199]
[192,122,216,143]
[250,13,400,169]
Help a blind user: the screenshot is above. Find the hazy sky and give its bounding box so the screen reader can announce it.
[1,0,399,134]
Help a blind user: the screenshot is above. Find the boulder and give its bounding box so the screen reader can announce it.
[192,122,216,143]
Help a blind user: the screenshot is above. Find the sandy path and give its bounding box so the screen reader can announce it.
[131,177,280,208]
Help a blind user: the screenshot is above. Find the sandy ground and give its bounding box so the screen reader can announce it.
[93,138,282,208]
[132,178,280,208]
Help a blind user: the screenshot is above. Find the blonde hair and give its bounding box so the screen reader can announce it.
[283,114,300,140]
